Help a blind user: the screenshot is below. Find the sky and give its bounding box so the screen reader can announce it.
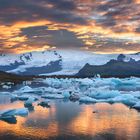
[0,0,140,54]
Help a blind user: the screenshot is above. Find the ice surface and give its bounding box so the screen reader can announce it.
[0,109,16,117]
[79,96,97,103]
[14,86,34,93]
[110,94,138,106]
[133,101,140,110]
[62,91,71,98]
[24,97,37,107]
[38,100,51,108]
[87,90,121,99]
[15,108,29,117]
[0,108,28,118]
[41,94,64,99]
[18,95,30,100]
[4,77,140,111]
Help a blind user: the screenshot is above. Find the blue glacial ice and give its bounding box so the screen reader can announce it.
[0,108,28,119]
[38,99,51,108]
[5,77,140,110]
[24,97,37,107]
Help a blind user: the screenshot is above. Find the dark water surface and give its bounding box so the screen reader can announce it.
[0,94,140,140]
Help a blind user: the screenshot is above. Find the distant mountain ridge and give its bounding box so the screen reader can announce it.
[76,54,140,78]
[0,50,139,76]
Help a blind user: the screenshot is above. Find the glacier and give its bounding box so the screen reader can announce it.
[0,50,139,76]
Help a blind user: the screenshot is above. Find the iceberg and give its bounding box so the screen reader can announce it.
[15,108,29,117]
[41,94,64,99]
[18,95,30,100]
[16,86,34,93]
[62,91,71,98]
[110,94,138,106]
[87,90,120,99]
[38,100,51,108]
[0,116,17,124]
[3,77,140,110]
[69,93,80,101]
[24,97,37,107]
[0,108,28,118]
[132,101,140,110]
[79,96,97,104]
[44,87,58,93]
[0,109,16,117]
[10,94,18,102]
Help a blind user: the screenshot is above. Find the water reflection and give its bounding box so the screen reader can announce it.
[0,96,140,140]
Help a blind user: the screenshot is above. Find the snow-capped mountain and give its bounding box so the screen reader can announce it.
[0,50,139,76]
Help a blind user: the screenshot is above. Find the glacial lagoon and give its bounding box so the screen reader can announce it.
[0,77,140,140]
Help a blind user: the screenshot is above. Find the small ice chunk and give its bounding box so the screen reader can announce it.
[0,108,28,118]
[10,94,18,102]
[88,90,120,99]
[16,86,34,93]
[18,95,30,100]
[38,100,51,108]
[15,108,29,117]
[79,96,97,104]
[133,101,140,110]
[24,97,37,107]
[45,87,58,93]
[41,94,64,99]
[69,93,80,101]
[111,94,138,106]
[62,91,71,98]
[0,109,16,117]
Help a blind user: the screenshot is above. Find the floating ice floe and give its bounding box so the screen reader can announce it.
[62,91,71,98]
[87,90,120,99]
[69,93,80,101]
[4,77,140,111]
[79,96,97,104]
[110,94,138,106]
[13,86,38,94]
[15,108,29,117]
[41,94,64,99]
[0,108,28,119]
[132,101,140,110]
[0,109,16,118]
[10,94,18,102]
[38,99,51,108]
[18,95,30,100]
[24,97,37,107]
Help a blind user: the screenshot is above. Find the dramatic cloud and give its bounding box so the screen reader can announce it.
[0,0,140,53]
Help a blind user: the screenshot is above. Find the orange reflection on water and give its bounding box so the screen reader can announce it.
[0,102,59,139]
[68,103,140,138]
[0,102,140,139]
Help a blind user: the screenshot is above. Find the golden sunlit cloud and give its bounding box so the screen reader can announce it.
[0,0,140,54]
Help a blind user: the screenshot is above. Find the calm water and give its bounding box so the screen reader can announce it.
[0,94,140,140]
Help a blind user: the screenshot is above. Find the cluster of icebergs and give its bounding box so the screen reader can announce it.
[0,77,140,122]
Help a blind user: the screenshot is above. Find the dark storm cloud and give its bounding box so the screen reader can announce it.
[20,26,84,48]
[0,0,140,53]
[46,0,76,10]
[0,0,87,25]
[93,0,140,31]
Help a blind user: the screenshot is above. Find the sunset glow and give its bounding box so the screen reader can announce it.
[0,0,140,53]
